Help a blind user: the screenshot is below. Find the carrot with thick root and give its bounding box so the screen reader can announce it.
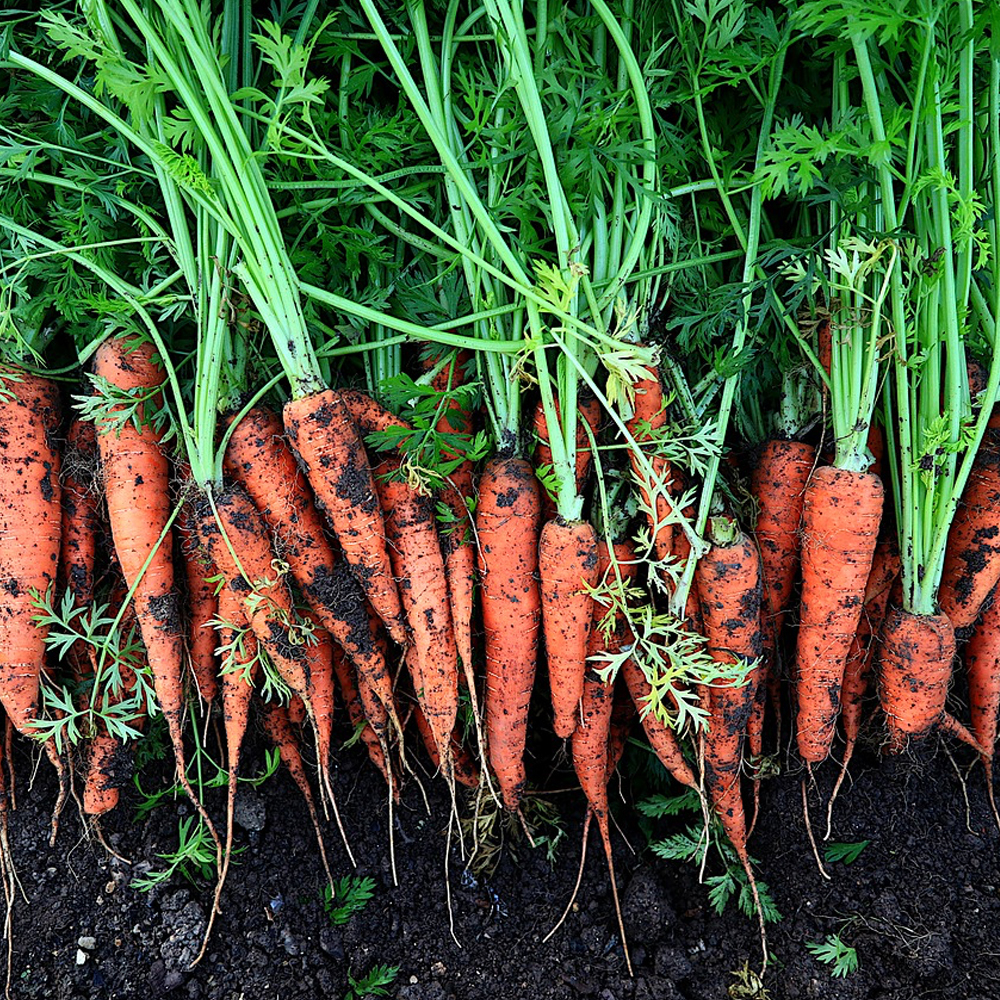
[261,701,335,888]
[176,500,218,705]
[938,431,1000,629]
[0,369,68,837]
[964,588,1000,828]
[533,395,601,522]
[695,528,767,968]
[192,487,311,709]
[796,466,883,765]
[826,535,900,834]
[374,455,458,766]
[283,391,407,645]
[194,585,258,967]
[92,336,218,853]
[478,456,542,812]
[225,406,401,735]
[541,518,600,739]
[879,609,981,755]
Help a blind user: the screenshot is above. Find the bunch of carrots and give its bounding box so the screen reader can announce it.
[1,0,1000,983]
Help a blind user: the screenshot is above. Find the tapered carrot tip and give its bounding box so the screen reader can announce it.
[879,608,956,751]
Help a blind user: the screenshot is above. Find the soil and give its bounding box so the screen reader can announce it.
[7,724,1000,1000]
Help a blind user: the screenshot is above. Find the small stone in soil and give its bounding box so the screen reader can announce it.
[78,936,96,951]
[75,949,87,966]
[234,788,267,832]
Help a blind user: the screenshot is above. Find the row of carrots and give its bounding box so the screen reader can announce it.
[5,332,1000,971]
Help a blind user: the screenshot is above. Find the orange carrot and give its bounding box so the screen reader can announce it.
[92,337,216,850]
[301,610,336,804]
[964,587,1000,825]
[283,390,407,645]
[606,688,636,782]
[879,608,981,754]
[224,406,401,733]
[176,499,218,705]
[795,466,883,764]
[695,528,766,959]
[478,456,542,811]
[938,431,1000,628]
[374,455,458,764]
[540,518,600,739]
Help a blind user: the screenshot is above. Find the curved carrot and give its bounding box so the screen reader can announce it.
[795,466,883,763]
[938,431,1000,629]
[478,456,542,811]
[225,406,400,732]
[541,519,600,739]
[879,608,980,754]
[283,390,407,645]
[965,589,1000,825]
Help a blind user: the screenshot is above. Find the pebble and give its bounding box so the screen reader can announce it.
[75,949,88,966]
[78,936,96,951]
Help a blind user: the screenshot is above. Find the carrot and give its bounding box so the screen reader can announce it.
[374,455,458,764]
[938,430,1000,629]
[477,456,542,811]
[695,527,767,963]
[192,487,311,709]
[92,336,218,851]
[533,394,602,521]
[301,610,337,806]
[411,699,479,789]
[964,587,1000,826]
[626,365,675,563]
[260,701,335,887]
[796,466,883,764]
[225,406,401,734]
[570,577,632,974]
[283,390,407,645]
[540,518,600,739]
[879,608,981,754]
[176,499,218,705]
[332,643,394,792]
[194,584,258,966]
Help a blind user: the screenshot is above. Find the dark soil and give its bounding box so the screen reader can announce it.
[8,726,1000,1000]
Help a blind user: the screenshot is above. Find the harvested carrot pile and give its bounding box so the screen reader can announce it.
[0,0,998,989]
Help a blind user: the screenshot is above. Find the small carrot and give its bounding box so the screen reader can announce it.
[411,699,479,789]
[606,688,636,782]
[540,518,600,739]
[477,456,542,812]
[283,390,408,645]
[695,526,767,963]
[795,466,883,764]
[938,430,1000,629]
[176,499,219,705]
